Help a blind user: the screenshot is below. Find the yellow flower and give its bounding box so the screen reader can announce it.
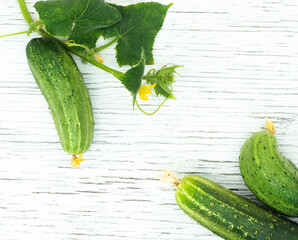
[264,119,276,134]
[95,55,104,63]
[158,169,179,186]
[138,83,157,101]
[71,154,85,168]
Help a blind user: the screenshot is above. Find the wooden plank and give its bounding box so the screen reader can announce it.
[0,0,297,239]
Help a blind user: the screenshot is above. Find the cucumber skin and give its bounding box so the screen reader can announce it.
[239,131,298,217]
[26,38,94,155]
[176,175,298,240]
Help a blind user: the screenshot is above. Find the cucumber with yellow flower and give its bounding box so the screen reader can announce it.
[159,170,298,240]
[1,0,181,166]
[240,120,298,216]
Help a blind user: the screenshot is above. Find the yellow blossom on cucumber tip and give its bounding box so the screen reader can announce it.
[71,154,85,168]
[264,119,276,134]
[138,83,157,101]
[158,169,179,186]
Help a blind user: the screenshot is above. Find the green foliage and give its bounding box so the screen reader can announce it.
[34,0,121,48]
[103,3,172,66]
[31,0,179,110]
[143,65,182,99]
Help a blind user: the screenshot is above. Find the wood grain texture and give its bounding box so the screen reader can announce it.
[0,0,297,239]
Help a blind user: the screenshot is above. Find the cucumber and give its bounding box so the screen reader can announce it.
[239,130,298,217]
[176,175,298,240]
[26,37,94,155]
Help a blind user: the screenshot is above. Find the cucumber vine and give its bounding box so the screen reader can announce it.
[1,0,181,114]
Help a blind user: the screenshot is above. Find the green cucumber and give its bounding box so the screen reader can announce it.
[26,37,94,155]
[239,130,298,217]
[176,175,298,240]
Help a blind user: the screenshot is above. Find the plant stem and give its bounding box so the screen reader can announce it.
[18,0,33,24]
[94,36,120,52]
[29,20,43,28]
[38,29,123,80]
[70,47,123,80]
[0,30,28,38]
[142,75,157,81]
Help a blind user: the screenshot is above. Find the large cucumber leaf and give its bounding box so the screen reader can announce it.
[34,0,121,48]
[103,3,172,67]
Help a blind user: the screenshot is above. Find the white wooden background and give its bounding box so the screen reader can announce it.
[0,0,297,239]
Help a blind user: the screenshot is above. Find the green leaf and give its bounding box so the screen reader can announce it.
[119,50,145,106]
[34,0,121,49]
[143,65,182,99]
[103,2,172,67]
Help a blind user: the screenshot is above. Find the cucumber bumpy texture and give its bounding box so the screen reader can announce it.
[239,131,298,217]
[176,175,298,240]
[26,37,94,155]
